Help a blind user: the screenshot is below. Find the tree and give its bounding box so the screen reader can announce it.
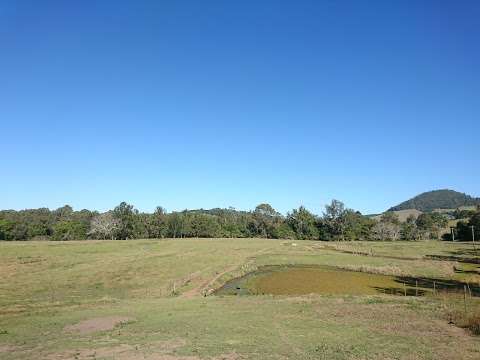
[400,215,420,241]
[52,220,88,241]
[469,211,480,225]
[323,200,348,240]
[254,203,279,217]
[146,206,168,238]
[372,222,401,241]
[381,212,400,225]
[89,212,119,240]
[287,206,319,240]
[113,202,140,239]
[371,212,401,241]
[54,205,74,221]
[167,212,189,238]
[250,203,281,238]
[456,210,480,241]
[0,219,14,240]
[188,214,221,238]
[342,210,375,241]
[271,222,296,239]
[416,213,448,240]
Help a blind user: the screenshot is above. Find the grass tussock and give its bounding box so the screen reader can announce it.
[464,314,480,335]
[441,293,480,335]
[450,311,480,335]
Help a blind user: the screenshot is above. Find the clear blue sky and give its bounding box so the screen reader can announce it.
[1,1,479,215]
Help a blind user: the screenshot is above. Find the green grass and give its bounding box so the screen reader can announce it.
[1,238,480,359]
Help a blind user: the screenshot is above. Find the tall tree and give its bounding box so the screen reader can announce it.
[416,213,448,240]
[89,212,119,240]
[371,212,401,241]
[113,202,140,239]
[287,206,319,240]
[323,200,348,240]
[250,203,281,238]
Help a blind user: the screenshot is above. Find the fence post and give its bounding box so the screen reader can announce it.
[464,285,467,315]
[433,281,436,296]
[415,280,418,297]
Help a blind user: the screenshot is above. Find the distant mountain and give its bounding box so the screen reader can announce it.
[388,189,480,212]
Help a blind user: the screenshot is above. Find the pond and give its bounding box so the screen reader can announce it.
[215,265,412,296]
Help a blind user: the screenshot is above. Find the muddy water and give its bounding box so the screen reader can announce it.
[215,265,405,296]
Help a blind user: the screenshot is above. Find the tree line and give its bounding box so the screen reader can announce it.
[0,201,473,242]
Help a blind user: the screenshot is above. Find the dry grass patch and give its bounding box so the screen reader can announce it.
[45,341,241,360]
[336,260,455,278]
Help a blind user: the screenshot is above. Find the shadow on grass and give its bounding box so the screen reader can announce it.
[374,276,480,297]
[425,244,480,264]
[372,286,427,296]
[454,266,480,275]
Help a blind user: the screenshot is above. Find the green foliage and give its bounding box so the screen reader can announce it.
[2,199,452,242]
[113,202,141,239]
[400,216,421,241]
[456,209,480,241]
[52,220,88,241]
[146,207,168,238]
[0,219,14,240]
[0,206,95,241]
[270,222,296,239]
[381,212,400,225]
[415,212,448,240]
[342,210,375,241]
[322,200,347,240]
[454,208,477,220]
[188,214,221,238]
[167,212,189,238]
[248,203,282,238]
[286,206,319,240]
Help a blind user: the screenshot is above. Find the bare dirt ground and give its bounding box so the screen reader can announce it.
[63,316,133,335]
[0,345,19,354]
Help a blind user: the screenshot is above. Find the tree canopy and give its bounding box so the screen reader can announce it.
[0,200,455,242]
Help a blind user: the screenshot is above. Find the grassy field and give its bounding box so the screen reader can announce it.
[1,238,480,359]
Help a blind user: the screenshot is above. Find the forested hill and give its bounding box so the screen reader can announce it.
[388,189,480,212]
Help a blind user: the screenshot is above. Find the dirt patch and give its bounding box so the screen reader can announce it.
[0,345,19,353]
[63,316,133,334]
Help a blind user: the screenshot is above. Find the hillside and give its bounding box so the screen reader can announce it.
[373,209,423,222]
[389,189,480,212]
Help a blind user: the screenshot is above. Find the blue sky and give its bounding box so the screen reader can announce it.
[1,1,479,215]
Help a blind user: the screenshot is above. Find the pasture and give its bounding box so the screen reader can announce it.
[1,238,480,359]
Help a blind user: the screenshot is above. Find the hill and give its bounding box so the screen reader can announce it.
[388,189,480,212]
[373,209,423,222]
